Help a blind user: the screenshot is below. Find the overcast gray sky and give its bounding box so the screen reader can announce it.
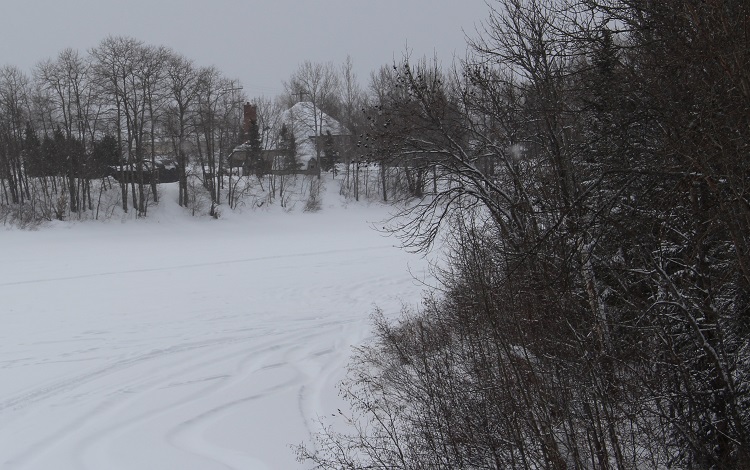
[1,0,489,97]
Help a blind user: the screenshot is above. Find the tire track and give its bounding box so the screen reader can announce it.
[0,245,392,288]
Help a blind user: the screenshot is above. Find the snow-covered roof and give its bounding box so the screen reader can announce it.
[281,102,349,164]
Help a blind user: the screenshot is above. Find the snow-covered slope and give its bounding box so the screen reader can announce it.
[0,183,431,470]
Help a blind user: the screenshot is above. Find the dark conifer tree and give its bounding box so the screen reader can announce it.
[245,119,264,175]
[278,123,299,171]
[23,123,42,177]
[321,130,337,171]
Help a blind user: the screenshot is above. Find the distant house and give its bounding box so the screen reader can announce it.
[228,146,254,170]
[309,132,356,169]
[230,101,352,176]
[109,157,179,183]
[285,102,351,168]
[229,146,285,176]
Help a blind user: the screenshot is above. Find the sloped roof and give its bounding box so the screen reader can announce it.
[282,102,349,164]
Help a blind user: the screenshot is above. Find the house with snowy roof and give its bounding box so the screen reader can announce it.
[229,101,352,176]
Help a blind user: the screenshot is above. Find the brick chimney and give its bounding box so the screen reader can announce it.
[243,103,257,138]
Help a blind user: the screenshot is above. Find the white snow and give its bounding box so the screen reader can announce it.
[0,183,431,469]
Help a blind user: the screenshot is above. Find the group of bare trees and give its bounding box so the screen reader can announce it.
[299,0,750,468]
[278,57,454,202]
[1,35,466,224]
[0,36,245,223]
[2,2,747,466]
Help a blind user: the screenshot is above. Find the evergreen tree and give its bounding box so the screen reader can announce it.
[41,129,64,177]
[92,134,121,171]
[321,130,337,172]
[23,123,42,177]
[246,119,264,175]
[278,123,299,171]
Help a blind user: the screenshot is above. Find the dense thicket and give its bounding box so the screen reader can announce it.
[299,1,750,468]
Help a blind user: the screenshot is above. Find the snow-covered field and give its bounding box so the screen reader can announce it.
[0,183,431,469]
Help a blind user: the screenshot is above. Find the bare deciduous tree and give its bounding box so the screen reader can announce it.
[300,1,750,469]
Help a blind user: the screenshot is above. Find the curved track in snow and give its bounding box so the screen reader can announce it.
[0,201,430,469]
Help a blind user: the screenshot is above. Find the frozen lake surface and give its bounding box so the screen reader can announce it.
[0,186,430,469]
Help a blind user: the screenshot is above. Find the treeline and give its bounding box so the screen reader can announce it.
[0,35,454,225]
[299,0,750,469]
[0,37,248,223]
[262,58,466,204]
